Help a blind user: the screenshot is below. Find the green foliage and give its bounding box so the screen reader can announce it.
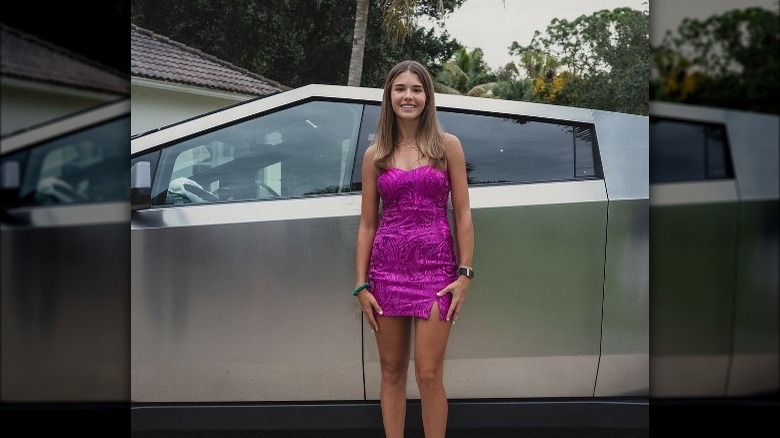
[434,47,498,96]
[490,79,532,101]
[509,7,649,115]
[650,7,779,114]
[130,0,464,89]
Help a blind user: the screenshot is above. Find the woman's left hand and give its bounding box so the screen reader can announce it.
[437,277,470,322]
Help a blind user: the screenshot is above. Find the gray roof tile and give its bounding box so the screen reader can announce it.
[0,23,130,95]
[131,24,289,95]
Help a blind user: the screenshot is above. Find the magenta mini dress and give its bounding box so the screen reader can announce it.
[368,164,458,320]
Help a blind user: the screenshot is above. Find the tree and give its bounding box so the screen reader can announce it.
[130,0,463,89]
[490,78,532,101]
[347,0,369,86]
[650,7,779,114]
[434,47,497,96]
[509,6,649,114]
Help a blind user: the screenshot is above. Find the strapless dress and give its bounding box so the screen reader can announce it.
[368,164,457,320]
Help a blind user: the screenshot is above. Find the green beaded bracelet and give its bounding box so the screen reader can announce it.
[352,282,370,296]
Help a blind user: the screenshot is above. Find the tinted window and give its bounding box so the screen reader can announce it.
[649,117,733,183]
[439,110,596,184]
[15,116,130,206]
[352,105,598,187]
[151,101,362,205]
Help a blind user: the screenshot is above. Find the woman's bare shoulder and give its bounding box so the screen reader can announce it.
[442,132,462,145]
[442,133,464,157]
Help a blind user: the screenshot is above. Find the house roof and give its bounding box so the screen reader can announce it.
[0,23,130,95]
[131,24,290,96]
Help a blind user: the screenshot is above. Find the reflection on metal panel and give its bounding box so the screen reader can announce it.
[132,194,363,229]
[1,222,130,402]
[650,180,738,206]
[649,201,739,397]
[725,112,779,201]
[728,199,779,396]
[364,355,601,400]
[469,180,605,209]
[596,199,649,396]
[592,110,648,201]
[651,355,730,397]
[131,215,364,402]
[1,202,129,228]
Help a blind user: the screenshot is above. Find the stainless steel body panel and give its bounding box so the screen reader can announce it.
[131,197,365,402]
[593,110,649,201]
[649,183,739,397]
[1,202,129,228]
[595,198,649,396]
[728,199,779,396]
[1,217,129,401]
[591,109,649,396]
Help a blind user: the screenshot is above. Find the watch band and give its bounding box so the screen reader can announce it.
[458,266,474,279]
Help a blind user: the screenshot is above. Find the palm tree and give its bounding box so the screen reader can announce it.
[348,0,370,87]
[347,0,444,87]
[434,47,498,97]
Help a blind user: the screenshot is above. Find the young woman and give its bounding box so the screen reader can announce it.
[353,60,474,438]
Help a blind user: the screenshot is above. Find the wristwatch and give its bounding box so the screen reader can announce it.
[458,266,474,279]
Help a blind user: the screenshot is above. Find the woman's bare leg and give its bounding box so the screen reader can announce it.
[375,315,412,438]
[414,303,452,438]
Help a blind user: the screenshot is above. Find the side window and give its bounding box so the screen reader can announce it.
[649,117,733,183]
[351,105,598,188]
[16,116,130,205]
[151,100,362,205]
[440,110,597,184]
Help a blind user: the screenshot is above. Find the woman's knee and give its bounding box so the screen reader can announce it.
[414,366,443,390]
[380,360,409,385]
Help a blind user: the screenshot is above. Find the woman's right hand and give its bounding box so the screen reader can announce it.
[357,290,383,332]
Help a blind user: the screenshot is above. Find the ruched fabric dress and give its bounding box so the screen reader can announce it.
[369,164,458,321]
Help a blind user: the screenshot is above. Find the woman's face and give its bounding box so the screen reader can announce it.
[390,70,426,122]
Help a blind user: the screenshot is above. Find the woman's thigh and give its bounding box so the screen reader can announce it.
[414,302,451,373]
[375,316,413,369]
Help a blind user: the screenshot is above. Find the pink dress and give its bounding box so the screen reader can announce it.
[368,164,457,320]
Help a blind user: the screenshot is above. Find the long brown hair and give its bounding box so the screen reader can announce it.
[373,60,446,171]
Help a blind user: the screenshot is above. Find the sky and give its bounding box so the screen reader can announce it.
[432,0,778,70]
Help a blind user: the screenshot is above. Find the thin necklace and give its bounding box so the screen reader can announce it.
[398,140,418,150]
